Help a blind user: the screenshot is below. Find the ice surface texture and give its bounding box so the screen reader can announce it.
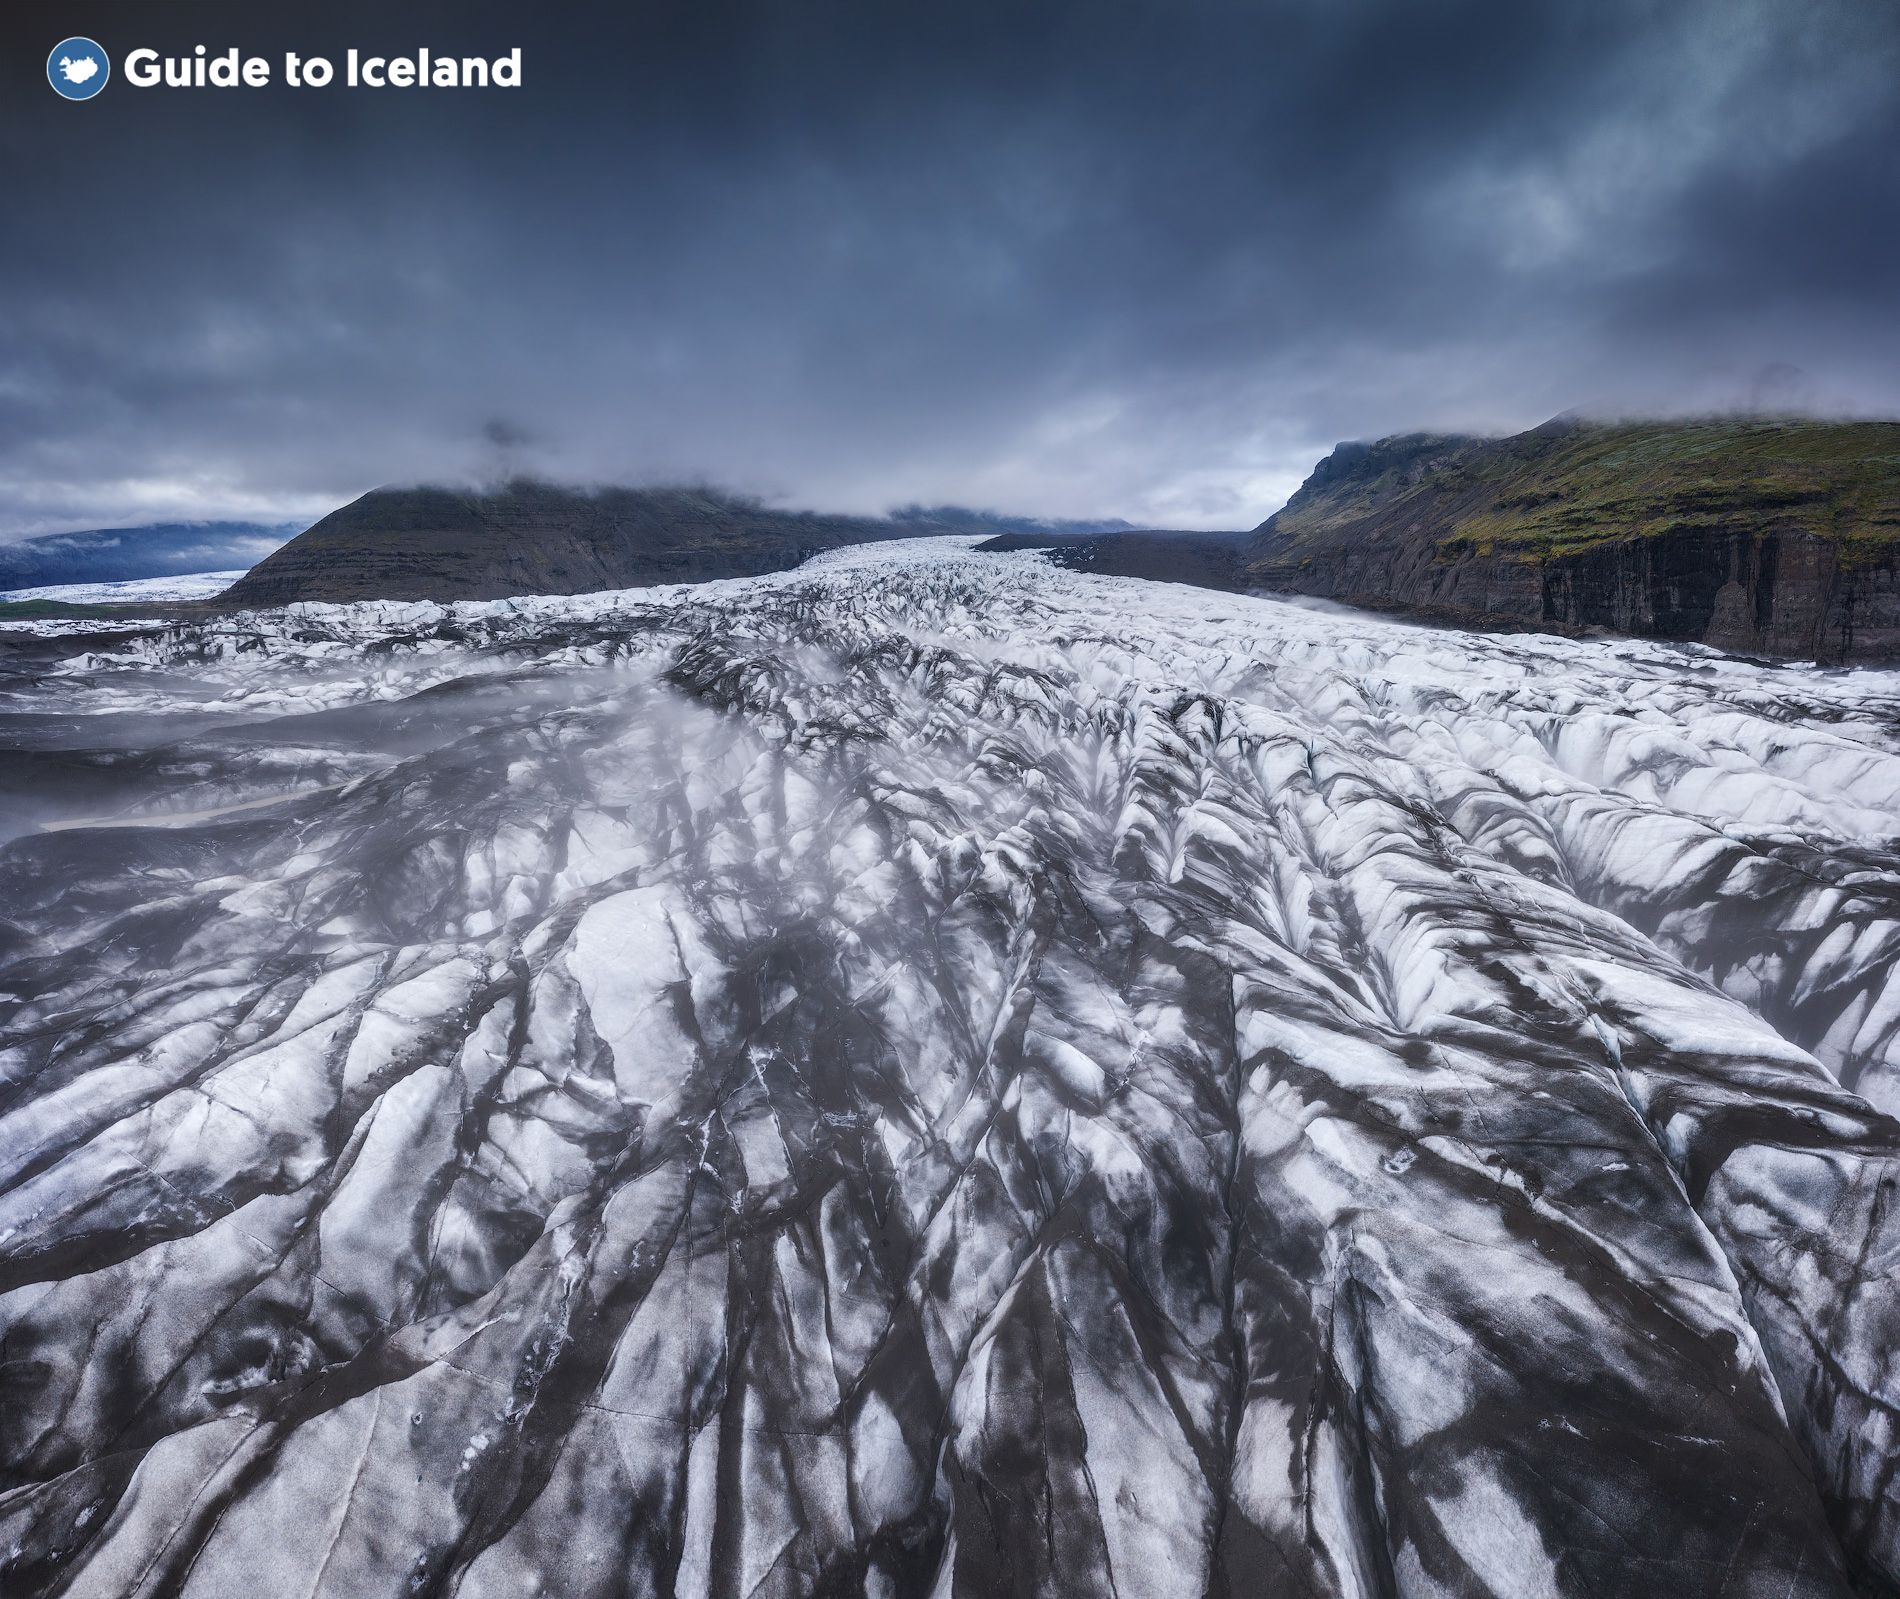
[1,538,1898,1598]
[0,572,249,608]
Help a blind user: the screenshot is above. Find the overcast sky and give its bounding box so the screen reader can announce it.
[3,0,1897,536]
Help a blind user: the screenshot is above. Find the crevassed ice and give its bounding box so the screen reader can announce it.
[0,536,1897,1599]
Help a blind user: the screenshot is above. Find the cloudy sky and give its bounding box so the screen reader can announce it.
[3,0,1897,535]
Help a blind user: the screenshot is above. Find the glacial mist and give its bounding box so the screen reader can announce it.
[1,538,1898,1597]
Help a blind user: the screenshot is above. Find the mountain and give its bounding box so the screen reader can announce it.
[1244,416,1900,662]
[1,539,1897,1596]
[0,523,294,593]
[216,482,970,607]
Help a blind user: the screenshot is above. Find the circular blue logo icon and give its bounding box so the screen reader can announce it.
[48,38,110,100]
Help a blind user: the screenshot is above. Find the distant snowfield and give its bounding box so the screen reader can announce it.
[2,536,1899,1595]
[0,567,246,607]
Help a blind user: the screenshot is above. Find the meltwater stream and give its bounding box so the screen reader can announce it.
[1,538,1898,1597]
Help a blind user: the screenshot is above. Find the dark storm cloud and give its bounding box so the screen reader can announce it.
[2,0,1897,534]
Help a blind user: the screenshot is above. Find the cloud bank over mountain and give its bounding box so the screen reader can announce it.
[3,0,1898,532]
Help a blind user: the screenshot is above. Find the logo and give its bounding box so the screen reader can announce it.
[48,38,110,99]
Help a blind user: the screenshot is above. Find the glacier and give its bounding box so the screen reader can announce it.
[0,536,1897,1598]
[0,571,250,610]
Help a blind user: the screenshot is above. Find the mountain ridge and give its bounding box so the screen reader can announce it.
[1243,415,1900,662]
[215,482,953,606]
[214,483,1143,608]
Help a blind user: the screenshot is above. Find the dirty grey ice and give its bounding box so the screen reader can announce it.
[2,538,1899,1598]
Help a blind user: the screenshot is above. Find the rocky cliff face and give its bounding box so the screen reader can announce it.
[216,483,951,607]
[1245,419,1900,662]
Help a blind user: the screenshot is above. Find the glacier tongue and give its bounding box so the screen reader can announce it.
[2,536,1899,1598]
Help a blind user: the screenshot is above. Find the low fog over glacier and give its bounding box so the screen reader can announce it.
[2,538,1898,1597]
